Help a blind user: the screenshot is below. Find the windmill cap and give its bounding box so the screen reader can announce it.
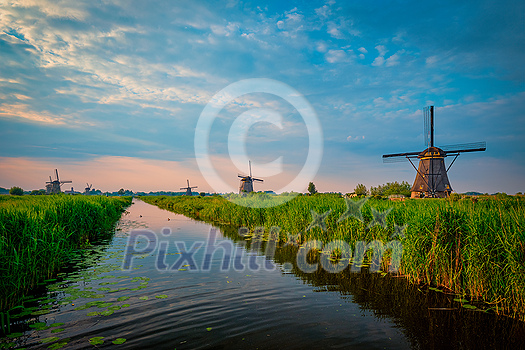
[418,146,446,158]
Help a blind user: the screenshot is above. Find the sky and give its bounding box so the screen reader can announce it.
[0,0,524,194]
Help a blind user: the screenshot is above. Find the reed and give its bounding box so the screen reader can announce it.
[0,195,131,311]
[141,193,525,321]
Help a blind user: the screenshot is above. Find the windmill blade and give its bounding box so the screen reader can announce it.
[439,141,486,154]
[253,178,263,182]
[238,174,247,179]
[61,180,72,184]
[382,151,421,159]
[55,169,59,181]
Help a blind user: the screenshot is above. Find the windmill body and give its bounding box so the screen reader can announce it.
[180,179,197,196]
[238,161,263,193]
[45,169,72,194]
[410,147,452,198]
[85,183,93,195]
[383,106,486,198]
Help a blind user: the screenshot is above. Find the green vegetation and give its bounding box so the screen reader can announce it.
[354,183,367,196]
[142,193,525,321]
[0,195,131,311]
[8,187,23,196]
[370,181,411,198]
[307,182,317,195]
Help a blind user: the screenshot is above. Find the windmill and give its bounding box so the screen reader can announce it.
[238,160,263,193]
[45,169,72,194]
[85,183,93,195]
[382,106,486,198]
[180,179,197,196]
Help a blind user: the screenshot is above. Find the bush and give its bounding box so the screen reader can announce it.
[9,186,23,196]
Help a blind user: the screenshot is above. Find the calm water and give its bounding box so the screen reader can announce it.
[2,199,524,349]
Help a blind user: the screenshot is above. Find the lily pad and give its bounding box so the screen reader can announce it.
[112,338,127,345]
[89,337,104,345]
[41,337,60,343]
[462,304,477,309]
[31,309,51,316]
[101,309,114,316]
[97,302,114,308]
[87,311,101,316]
[121,304,130,308]
[50,323,65,327]
[155,295,168,299]
[139,296,148,301]
[6,332,24,338]
[47,341,68,349]
[117,296,129,302]
[29,322,47,328]
[206,327,212,331]
[51,328,65,333]
[74,305,92,311]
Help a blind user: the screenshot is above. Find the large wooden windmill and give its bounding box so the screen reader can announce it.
[180,179,197,196]
[45,169,72,194]
[85,183,93,195]
[382,106,486,198]
[238,161,263,193]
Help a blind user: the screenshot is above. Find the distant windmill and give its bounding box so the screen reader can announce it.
[382,106,486,198]
[45,169,72,194]
[180,179,197,196]
[238,161,263,193]
[85,183,93,195]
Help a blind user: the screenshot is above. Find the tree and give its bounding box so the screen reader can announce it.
[307,182,317,195]
[9,186,24,196]
[117,188,125,196]
[199,192,206,196]
[354,183,367,196]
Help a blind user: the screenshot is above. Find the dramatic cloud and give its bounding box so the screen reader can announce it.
[0,0,524,194]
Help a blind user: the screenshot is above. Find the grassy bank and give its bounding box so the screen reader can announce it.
[0,195,131,311]
[141,194,525,321]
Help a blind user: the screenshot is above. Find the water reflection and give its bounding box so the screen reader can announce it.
[217,223,525,349]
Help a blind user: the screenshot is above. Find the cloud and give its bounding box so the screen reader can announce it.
[371,56,385,66]
[385,50,405,67]
[326,49,348,63]
[371,45,388,66]
[346,135,365,142]
[327,22,343,39]
[315,5,331,19]
[10,0,89,20]
[0,103,95,126]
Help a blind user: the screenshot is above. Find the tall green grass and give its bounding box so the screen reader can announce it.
[0,195,131,311]
[142,194,525,321]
